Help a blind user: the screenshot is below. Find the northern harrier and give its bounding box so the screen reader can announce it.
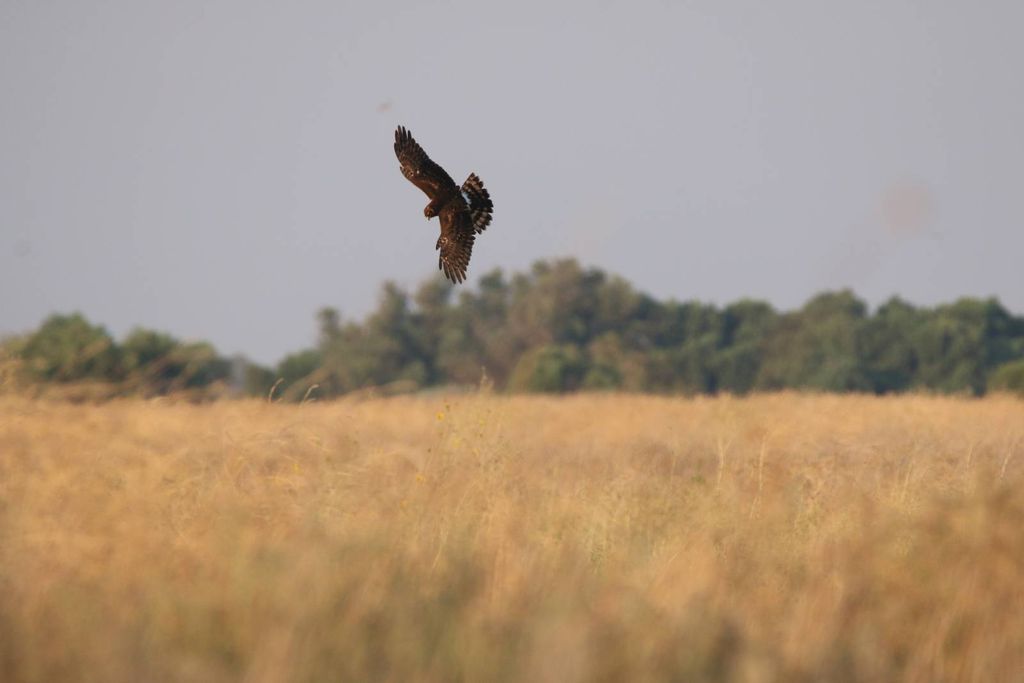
[394,126,494,283]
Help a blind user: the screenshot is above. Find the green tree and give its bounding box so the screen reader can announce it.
[758,291,869,391]
[507,344,587,393]
[243,362,277,397]
[166,342,231,389]
[117,328,231,395]
[20,313,121,382]
[317,307,341,347]
[438,269,517,385]
[275,349,323,394]
[412,277,454,385]
[714,300,777,394]
[989,359,1024,396]
[583,333,635,391]
[314,283,430,396]
[912,298,1019,395]
[120,328,179,392]
[860,297,920,393]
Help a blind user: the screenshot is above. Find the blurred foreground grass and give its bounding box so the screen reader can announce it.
[1,393,1023,682]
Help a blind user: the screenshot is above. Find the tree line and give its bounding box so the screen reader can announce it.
[4,259,1024,400]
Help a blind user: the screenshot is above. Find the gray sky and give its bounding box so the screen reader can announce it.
[2,0,1022,365]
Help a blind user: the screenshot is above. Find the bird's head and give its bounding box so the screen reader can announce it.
[424,206,437,220]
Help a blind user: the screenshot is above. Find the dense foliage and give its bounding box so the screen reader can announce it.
[3,314,233,398]
[4,259,1024,399]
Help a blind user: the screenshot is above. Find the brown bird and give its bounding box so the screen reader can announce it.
[394,126,494,283]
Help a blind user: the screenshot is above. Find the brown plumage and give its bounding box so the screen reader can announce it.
[394,126,493,284]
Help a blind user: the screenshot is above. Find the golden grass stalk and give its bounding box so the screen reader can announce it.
[1,393,1022,682]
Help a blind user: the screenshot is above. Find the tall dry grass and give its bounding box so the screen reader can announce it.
[0,392,1022,682]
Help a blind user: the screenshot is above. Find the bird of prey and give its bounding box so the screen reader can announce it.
[394,126,494,283]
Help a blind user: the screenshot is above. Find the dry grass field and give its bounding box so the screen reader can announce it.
[1,392,1023,682]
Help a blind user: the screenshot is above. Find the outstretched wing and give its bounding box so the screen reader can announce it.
[394,126,458,200]
[436,203,476,284]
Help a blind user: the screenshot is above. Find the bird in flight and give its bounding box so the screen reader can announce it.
[394,126,494,284]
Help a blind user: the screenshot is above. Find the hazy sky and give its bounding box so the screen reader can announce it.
[2,1,1022,364]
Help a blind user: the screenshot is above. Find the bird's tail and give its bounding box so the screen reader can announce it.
[462,174,493,234]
